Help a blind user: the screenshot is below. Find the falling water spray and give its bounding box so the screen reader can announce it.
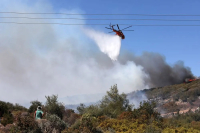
[84,28,121,61]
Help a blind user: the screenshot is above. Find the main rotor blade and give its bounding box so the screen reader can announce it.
[121,25,132,30]
[105,27,111,29]
[117,24,120,30]
[122,30,134,31]
[108,31,114,33]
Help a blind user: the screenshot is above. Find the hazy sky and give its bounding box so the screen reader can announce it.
[0,0,199,107]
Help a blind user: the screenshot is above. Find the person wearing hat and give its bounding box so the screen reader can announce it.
[34,106,44,120]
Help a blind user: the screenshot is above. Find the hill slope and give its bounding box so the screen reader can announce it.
[128,79,200,117]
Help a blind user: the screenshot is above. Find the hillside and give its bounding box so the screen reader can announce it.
[1,82,200,132]
[128,79,200,117]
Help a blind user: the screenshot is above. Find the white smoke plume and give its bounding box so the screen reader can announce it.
[83,28,121,61]
[0,1,148,107]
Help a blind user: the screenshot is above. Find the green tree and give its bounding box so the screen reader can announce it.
[45,95,65,119]
[99,84,132,118]
[28,100,42,113]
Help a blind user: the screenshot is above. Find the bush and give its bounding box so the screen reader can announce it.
[8,125,21,133]
[1,112,14,126]
[63,109,80,126]
[81,113,98,131]
[132,101,162,126]
[46,113,67,132]
[117,111,133,120]
[98,119,146,133]
[67,113,101,133]
[15,112,41,132]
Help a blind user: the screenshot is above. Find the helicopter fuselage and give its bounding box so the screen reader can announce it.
[112,28,125,39]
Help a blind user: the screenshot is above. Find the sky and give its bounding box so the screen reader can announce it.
[50,0,200,75]
[0,0,199,107]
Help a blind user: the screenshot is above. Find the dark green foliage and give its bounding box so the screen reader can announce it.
[45,95,65,119]
[0,101,8,117]
[28,100,42,113]
[100,84,132,118]
[4,102,15,111]
[1,111,14,126]
[132,101,162,125]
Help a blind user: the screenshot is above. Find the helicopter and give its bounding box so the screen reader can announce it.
[105,24,134,39]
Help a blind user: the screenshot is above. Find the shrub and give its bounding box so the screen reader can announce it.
[68,113,101,133]
[117,111,133,120]
[63,109,80,126]
[98,118,146,133]
[1,112,14,126]
[46,113,67,132]
[8,125,21,133]
[81,113,98,130]
[15,112,41,132]
[132,101,162,125]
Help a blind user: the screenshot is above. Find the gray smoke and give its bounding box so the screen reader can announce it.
[119,52,194,88]
[0,1,148,107]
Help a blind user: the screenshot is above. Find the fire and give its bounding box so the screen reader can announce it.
[184,78,197,83]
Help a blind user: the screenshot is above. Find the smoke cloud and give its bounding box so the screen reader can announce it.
[127,91,148,108]
[0,1,148,107]
[83,28,121,61]
[119,52,194,88]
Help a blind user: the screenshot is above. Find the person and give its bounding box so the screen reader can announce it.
[34,106,44,120]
